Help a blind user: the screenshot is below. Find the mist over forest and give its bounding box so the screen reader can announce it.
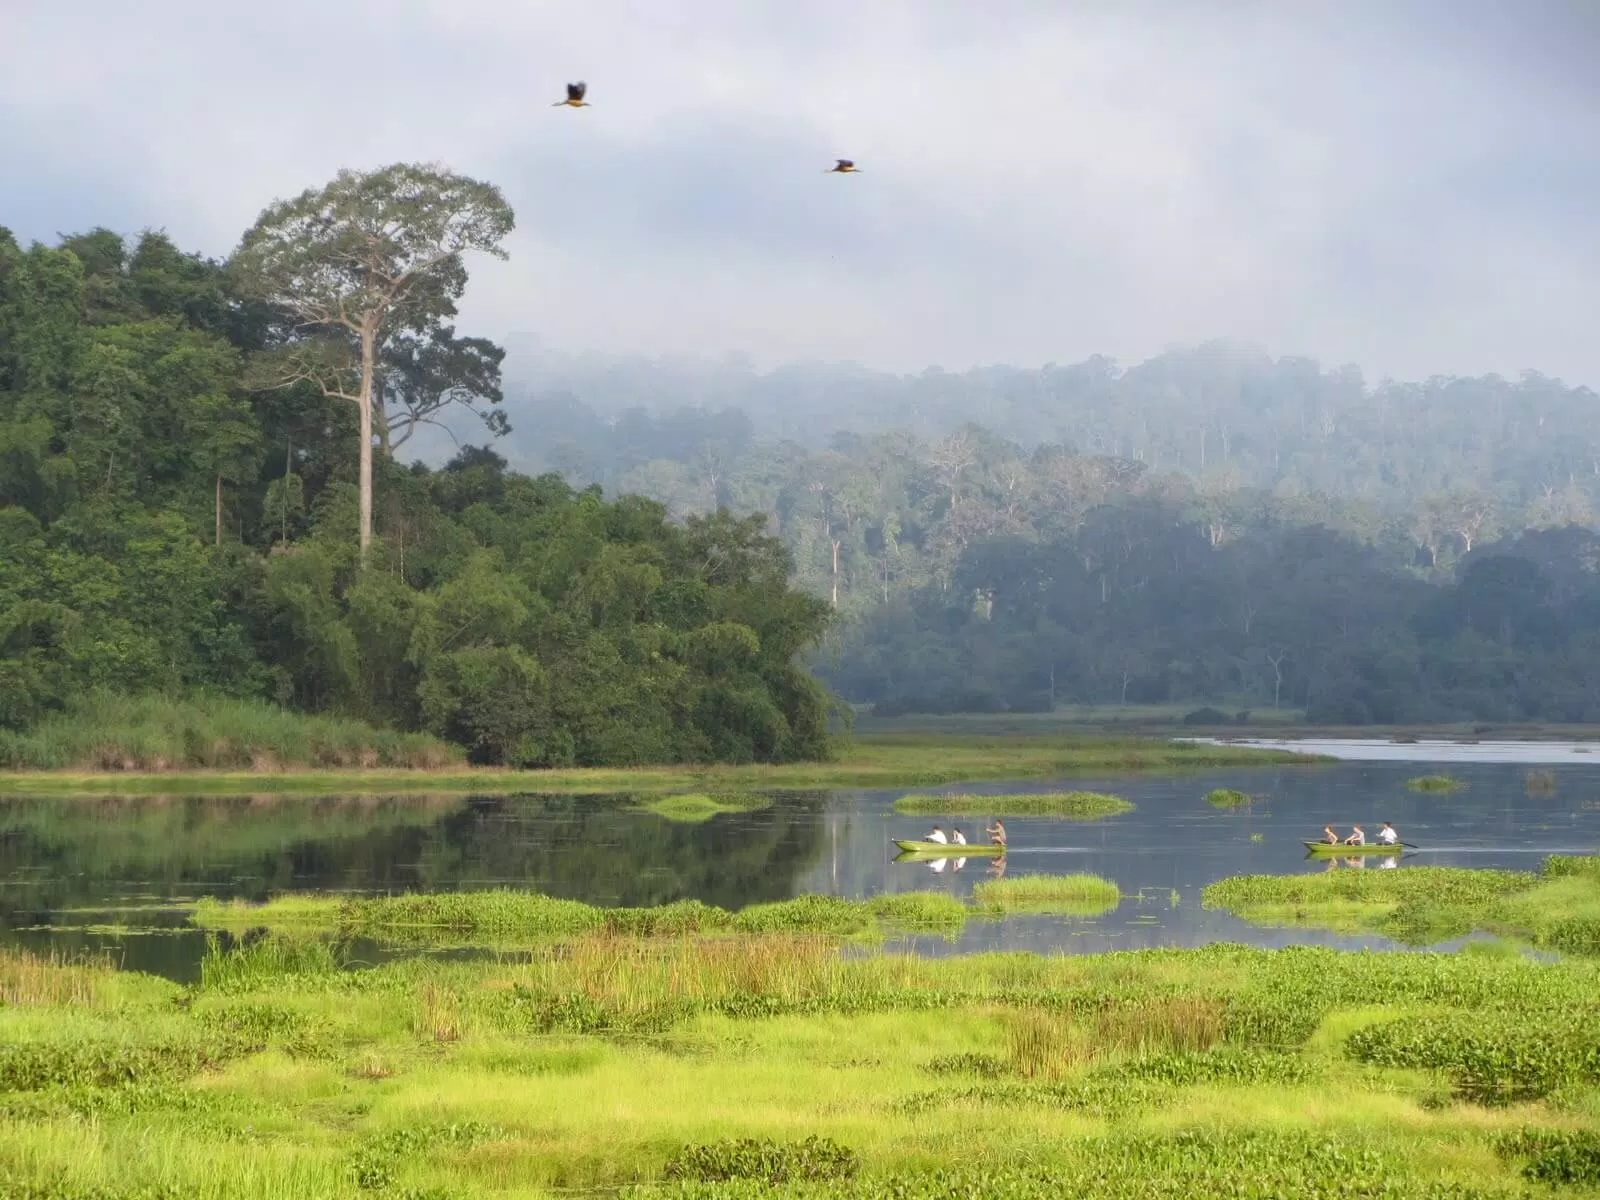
[398,336,1600,725]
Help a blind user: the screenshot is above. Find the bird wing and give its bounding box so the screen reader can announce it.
[569,81,587,101]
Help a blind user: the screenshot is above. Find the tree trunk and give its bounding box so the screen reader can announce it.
[358,324,376,564]
[215,475,222,547]
[830,539,840,607]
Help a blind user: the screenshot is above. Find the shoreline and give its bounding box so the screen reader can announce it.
[0,733,1322,796]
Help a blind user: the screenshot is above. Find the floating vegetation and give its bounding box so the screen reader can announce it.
[1206,788,1252,808]
[971,873,1121,916]
[894,791,1133,818]
[1407,774,1466,793]
[632,792,772,823]
[1524,769,1558,796]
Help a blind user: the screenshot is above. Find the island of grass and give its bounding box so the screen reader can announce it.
[1407,774,1466,793]
[7,923,1600,1196]
[1206,787,1253,808]
[894,791,1133,819]
[971,873,1121,916]
[1202,855,1600,952]
[631,793,772,823]
[0,694,1324,796]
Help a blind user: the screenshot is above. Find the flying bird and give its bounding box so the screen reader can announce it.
[826,159,859,173]
[554,82,590,108]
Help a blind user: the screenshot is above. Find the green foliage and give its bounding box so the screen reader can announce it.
[1345,1010,1600,1104]
[1495,1128,1600,1186]
[663,1137,860,1185]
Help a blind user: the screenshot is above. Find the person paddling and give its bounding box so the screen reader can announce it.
[1322,825,1339,845]
[1344,824,1366,846]
[987,820,1007,848]
[925,825,948,844]
[1377,821,1399,846]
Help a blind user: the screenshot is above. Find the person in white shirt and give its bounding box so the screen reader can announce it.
[951,829,967,846]
[1344,825,1366,846]
[1377,822,1399,845]
[925,826,948,844]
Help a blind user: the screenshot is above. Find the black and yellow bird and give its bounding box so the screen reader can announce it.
[826,159,859,173]
[554,82,590,108]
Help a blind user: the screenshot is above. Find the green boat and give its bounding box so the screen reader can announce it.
[1303,840,1408,855]
[895,839,1005,856]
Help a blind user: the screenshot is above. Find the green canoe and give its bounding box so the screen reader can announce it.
[895,839,1005,856]
[1303,840,1407,855]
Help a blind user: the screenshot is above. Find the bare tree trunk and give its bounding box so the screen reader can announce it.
[1267,650,1286,709]
[830,539,840,607]
[215,475,222,547]
[358,325,376,564]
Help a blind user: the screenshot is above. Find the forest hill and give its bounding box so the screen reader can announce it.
[0,204,831,767]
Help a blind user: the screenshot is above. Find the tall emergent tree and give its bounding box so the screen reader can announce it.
[230,162,515,561]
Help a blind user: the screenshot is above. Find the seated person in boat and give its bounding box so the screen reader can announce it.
[987,820,1007,847]
[950,828,967,846]
[1322,825,1339,844]
[1344,824,1366,845]
[925,825,948,844]
[1377,822,1399,845]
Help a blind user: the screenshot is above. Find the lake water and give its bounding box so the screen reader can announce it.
[4,746,1598,980]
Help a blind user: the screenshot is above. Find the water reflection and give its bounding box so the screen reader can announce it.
[1,755,1597,979]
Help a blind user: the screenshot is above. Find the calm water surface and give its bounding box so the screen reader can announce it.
[3,747,1598,979]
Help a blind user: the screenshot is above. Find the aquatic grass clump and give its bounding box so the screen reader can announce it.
[972,873,1121,916]
[1524,769,1558,795]
[633,793,773,823]
[1407,774,1466,793]
[894,791,1133,818]
[1206,788,1252,808]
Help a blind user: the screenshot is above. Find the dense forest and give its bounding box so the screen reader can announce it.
[0,169,834,766]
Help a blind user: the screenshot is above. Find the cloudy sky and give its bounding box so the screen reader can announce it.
[3,0,1597,385]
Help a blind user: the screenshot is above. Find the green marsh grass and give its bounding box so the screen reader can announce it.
[0,732,1320,796]
[971,873,1122,916]
[0,691,458,772]
[5,940,1600,1196]
[193,888,974,947]
[1206,787,1252,808]
[1407,774,1466,793]
[894,790,1133,818]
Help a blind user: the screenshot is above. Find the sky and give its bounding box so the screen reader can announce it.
[3,0,1598,387]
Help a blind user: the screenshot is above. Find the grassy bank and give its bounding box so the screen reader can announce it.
[1203,856,1600,952]
[0,693,459,772]
[0,733,1322,796]
[189,878,1120,947]
[3,937,1600,1197]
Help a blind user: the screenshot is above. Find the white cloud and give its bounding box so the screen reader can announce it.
[2,0,1596,386]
